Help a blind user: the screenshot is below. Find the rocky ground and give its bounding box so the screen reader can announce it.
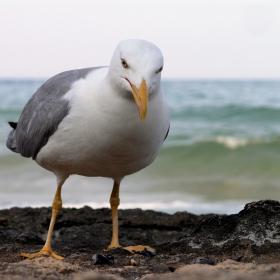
[1,200,280,279]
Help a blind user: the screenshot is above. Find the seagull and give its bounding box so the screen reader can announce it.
[6,39,170,259]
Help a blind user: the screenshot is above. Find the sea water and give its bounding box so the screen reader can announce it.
[1,79,280,214]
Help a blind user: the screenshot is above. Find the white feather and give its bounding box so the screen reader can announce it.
[36,40,169,184]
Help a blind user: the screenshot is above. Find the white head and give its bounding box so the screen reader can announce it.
[107,39,164,122]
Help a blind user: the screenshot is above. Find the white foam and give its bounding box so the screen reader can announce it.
[210,136,273,149]
[75,200,245,215]
[1,199,246,215]
[216,136,249,149]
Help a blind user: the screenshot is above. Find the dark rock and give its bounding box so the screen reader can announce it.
[158,200,280,263]
[1,200,280,279]
[0,228,43,245]
[196,257,216,265]
[137,248,156,257]
[14,233,45,245]
[93,254,114,265]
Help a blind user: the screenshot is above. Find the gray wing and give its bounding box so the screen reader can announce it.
[11,67,100,160]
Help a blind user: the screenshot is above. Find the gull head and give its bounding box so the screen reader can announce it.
[108,39,164,122]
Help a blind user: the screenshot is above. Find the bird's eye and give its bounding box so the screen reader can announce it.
[157,66,163,73]
[121,58,128,68]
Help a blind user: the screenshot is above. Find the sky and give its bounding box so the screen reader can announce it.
[0,0,280,79]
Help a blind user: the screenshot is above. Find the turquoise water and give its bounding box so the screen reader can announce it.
[1,79,280,214]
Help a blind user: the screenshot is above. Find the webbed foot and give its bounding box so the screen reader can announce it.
[19,246,63,260]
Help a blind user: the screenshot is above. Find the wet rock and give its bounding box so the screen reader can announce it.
[1,200,280,279]
[158,200,280,262]
[14,232,45,245]
[0,228,43,245]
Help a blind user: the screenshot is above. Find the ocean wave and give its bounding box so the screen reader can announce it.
[171,105,280,123]
[212,137,274,149]
[214,137,249,149]
[157,137,280,180]
[165,136,280,149]
[165,134,280,155]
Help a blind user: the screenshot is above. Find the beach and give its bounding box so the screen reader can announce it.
[1,200,280,279]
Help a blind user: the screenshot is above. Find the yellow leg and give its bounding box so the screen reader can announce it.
[108,180,121,249]
[20,185,63,259]
[106,180,155,255]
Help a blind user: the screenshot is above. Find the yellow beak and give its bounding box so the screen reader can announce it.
[130,79,148,122]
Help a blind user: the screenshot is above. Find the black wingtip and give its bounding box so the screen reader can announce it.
[8,122,17,129]
[164,123,170,141]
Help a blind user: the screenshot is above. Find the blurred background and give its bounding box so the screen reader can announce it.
[0,0,280,215]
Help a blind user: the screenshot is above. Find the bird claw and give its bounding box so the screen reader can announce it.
[19,247,63,260]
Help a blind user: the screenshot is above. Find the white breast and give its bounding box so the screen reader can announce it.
[36,68,169,180]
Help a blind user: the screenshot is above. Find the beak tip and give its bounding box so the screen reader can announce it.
[131,79,148,123]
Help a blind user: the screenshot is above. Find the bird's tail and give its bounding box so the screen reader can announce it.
[6,122,19,153]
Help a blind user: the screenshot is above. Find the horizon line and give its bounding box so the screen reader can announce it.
[0,77,279,82]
